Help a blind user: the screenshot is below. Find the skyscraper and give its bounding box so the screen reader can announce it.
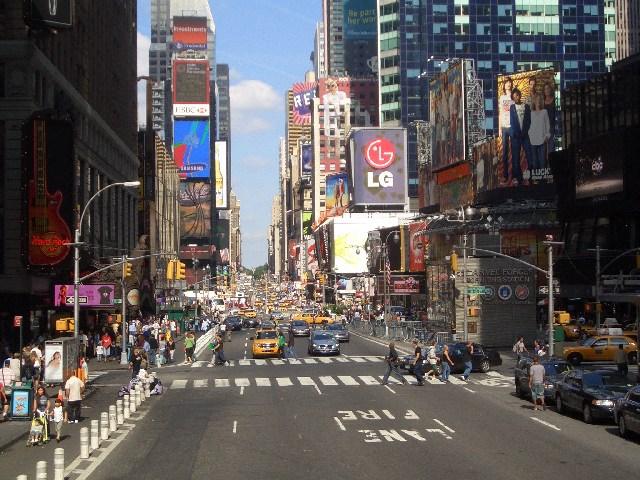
[217,64,231,141]
[616,0,640,60]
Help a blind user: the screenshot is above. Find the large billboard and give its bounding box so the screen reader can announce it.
[214,141,229,209]
[437,164,474,211]
[23,118,73,267]
[292,82,317,125]
[343,0,377,76]
[179,182,211,239]
[430,62,466,171]
[172,60,210,117]
[575,131,624,200]
[332,223,369,274]
[300,143,312,177]
[325,173,350,214]
[28,0,73,28]
[319,78,351,136]
[408,221,428,272]
[173,119,211,179]
[303,211,313,237]
[496,69,556,185]
[54,284,115,307]
[172,16,208,51]
[349,128,408,206]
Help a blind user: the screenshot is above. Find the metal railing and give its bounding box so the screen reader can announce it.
[349,318,452,345]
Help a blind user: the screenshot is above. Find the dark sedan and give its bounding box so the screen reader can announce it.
[615,385,640,438]
[224,316,243,331]
[554,369,634,423]
[399,342,501,375]
[514,356,572,402]
[242,317,259,328]
[290,320,311,337]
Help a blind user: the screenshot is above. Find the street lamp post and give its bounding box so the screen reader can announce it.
[73,181,140,340]
[382,230,400,327]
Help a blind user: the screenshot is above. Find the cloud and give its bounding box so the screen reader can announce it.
[137,32,150,126]
[230,80,281,111]
[231,114,273,134]
[239,154,272,169]
[229,67,244,82]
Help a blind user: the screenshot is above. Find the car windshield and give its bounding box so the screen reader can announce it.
[256,331,277,339]
[583,373,633,391]
[313,333,333,340]
[326,325,343,330]
[579,337,597,347]
[544,362,571,376]
[292,321,307,327]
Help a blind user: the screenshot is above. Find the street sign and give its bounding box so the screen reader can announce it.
[13,316,22,327]
[466,286,490,295]
[62,296,89,305]
[113,298,123,304]
[538,286,560,295]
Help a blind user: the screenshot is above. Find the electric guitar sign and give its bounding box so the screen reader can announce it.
[27,119,72,266]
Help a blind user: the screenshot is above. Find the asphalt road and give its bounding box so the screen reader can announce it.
[61,324,638,480]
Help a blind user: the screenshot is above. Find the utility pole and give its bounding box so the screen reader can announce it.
[595,244,601,328]
[462,231,468,341]
[120,255,128,365]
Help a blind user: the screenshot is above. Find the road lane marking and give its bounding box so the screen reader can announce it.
[338,376,359,386]
[193,379,208,388]
[447,376,467,385]
[240,386,245,395]
[530,417,561,431]
[433,419,455,433]
[233,420,237,434]
[191,361,208,368]
[463,387,476,393]
[358,375,380,385]
[335,357,350,362]
[276,377,293,386]
[302,358,318,364]
[318,357,333,363]
[272,359,285,365]
[384,385,396,394]
[350,357,366,363]
[379,376,402,385]
[288,359,301,364]
[244,342,248,347]
[298,377,316,386]
[255,377,271,386]
[426,428,452,440]
[254,359,266,365]
[239,359,250,366]
[171,379,187,389]
[235,378,250,387]
[334,417,346,431]
[314,385,322,395]
[215,379,230,387]
[364,356,383,362]
[319,376,338,385]
[207,363,214,368]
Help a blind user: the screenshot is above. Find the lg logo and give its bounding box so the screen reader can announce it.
[365,138,396,188]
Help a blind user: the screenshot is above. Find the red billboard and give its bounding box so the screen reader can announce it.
[172,17,208,51]
[408,221,428,272]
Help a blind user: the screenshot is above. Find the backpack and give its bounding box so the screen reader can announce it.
[278,336,286,348]
[208,340,218,351]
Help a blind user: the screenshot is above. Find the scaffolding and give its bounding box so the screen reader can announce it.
[463,59,486,161]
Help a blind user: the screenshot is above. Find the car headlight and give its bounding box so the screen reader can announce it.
[592,400,614,407]
[544,383,554,389]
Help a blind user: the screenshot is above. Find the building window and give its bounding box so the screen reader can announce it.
[583,4,598,15]
[562,5,577,16]
[519,42,535,53]
[433,23,447,34]
[478,42,492,54]
[476,4,491,16]
[497,5,512,16]
[563,24,577,36]
[499,61,514,73]
[564,60,578,72]
[477,60,492,72]
[498,24,512,35]
[564,43,578,54]
[455,5,469,15]
[432,4,448,16]
[476,23,490,35]
[499,42,513,54]
[455,23,469,35]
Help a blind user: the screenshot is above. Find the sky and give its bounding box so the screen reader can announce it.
[136,0,319,268]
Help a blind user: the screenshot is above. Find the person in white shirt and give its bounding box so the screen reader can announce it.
[52,399,64,442]
[528,94,550,171]
[64,374,85,423]
[498,77,514,183]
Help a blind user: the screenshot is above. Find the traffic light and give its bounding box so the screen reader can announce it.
[176,261,186,280]
[124,262,133,278]
[450,253,458,273]
[166,260,175,280]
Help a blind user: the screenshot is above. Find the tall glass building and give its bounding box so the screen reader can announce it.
[378,0,616,198]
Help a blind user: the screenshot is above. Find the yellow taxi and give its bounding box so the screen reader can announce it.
[243,309,257,319]
[251,329,281,358]
[563,335,638,365]
[291,312,315,324]
[312,314,334,325]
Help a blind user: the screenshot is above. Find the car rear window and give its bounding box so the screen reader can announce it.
[256,331,277,339]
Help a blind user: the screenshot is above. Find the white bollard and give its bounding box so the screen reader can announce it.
[90,419,99,450]
[116,400,124,425]
[17,475,28,480]
[109,405,117,432]
[54,448,64,480]
[144,381,151,398]
[100,412,109,440]
[123,394,131,418]
[80,427,89,459]
[36,460,47,480]
[129,391,137,413]
[135,385,142,406]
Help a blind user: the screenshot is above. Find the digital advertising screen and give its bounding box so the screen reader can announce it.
[179,182,212,239]
[575,131,624,200]
[292,82,317,125]
[300,143,313,177]
[214,141,229,209]
[172,16,208,51]
[173,60,210,106]
[173,119,211,179]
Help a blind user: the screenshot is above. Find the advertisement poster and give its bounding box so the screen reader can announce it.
[437,173,474,211]
[332,224,369,274]
[292,82,317,125]
[214,141,229,208]
[306,239,318,274]
[430,62,466,171]
[343,0,377,76]
[325,173,349,214]
[172,60,210,106]
[44,343,63,383]
[54,285,115,307]
[302,211,313,237]
[24,118,73,267]
[10,389,31,418]
[300,143,313,177]
[575,131,624,199]
[172,16,208,51]
[496,69,556,186]
[319,78,351,136]
[389,275,425,295]
[349,128,408,206]
[173,120,211,179]
[408,221,428,272]
[179,182,211,239]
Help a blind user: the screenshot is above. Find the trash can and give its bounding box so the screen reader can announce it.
[553,325,566,342]
[9,384,33,421]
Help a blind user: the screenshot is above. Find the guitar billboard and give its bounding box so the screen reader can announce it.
[23,117,74,267]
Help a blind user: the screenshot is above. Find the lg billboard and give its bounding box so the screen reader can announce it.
[349,128,408,207]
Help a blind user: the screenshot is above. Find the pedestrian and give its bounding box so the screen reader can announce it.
[51,398,64,443]
[100,330,112,362]
[528,356,546,411]
[614,344,628,376]
[277,331,286,359]
[214,333,228,366]
[460,341,473,382]
[167,337,176,363]
[0,383,9,421]
[148,334,158,367]
[425,341,439,380]
[381,342,408,385]
[184,332,196,364]
[439,344,454,382]
[287,327,296,359]
[129,349,143,379]
[158,334,166,366]
[55,383,68,423]
[412,339,425,386]
[512,336,528,361]
[208,335,219,364]
[64,373,84,423]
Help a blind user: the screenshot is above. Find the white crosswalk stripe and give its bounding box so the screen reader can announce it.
[171,379,187,389]
[379,375,402,385]
[193,379,208,388]
[302,358,318,364]
[447,376,468,385]
[276,377,293,386]
[235,378,250,387]
[338,375,359,386]
[334,357,350,363]
[297,377,316,386]
[358,375,380,385]
[317,358,333,364]
[254,359,267,366]
[271,359,285,365]
[176,356,389,368]
[191,361,208,368]
[239,360,251,366]
[255,377,271,386]
[215,378,230,387]
[350,357,366,363]
[319,376,338,385]
[363,356,383,362]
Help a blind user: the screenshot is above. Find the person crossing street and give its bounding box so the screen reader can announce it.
[412,339,425,386]
[381,342,408,385]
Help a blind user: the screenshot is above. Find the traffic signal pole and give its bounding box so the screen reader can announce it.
[121,254,128,365]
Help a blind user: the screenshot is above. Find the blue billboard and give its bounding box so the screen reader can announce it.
[343,0,377,76]
[173,119,211,179]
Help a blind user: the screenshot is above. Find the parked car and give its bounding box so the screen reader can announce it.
[324,323,349,342]
[514,356,572,402]
[290,320,311,337]
[614,385,640,438]
[224,316,243,331]
[563,335,638,365]
[554,369,634,423]
[399,342,501,375]
[308,331,340,356]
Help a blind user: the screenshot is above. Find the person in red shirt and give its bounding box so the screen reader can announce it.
[100,330,112,362]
